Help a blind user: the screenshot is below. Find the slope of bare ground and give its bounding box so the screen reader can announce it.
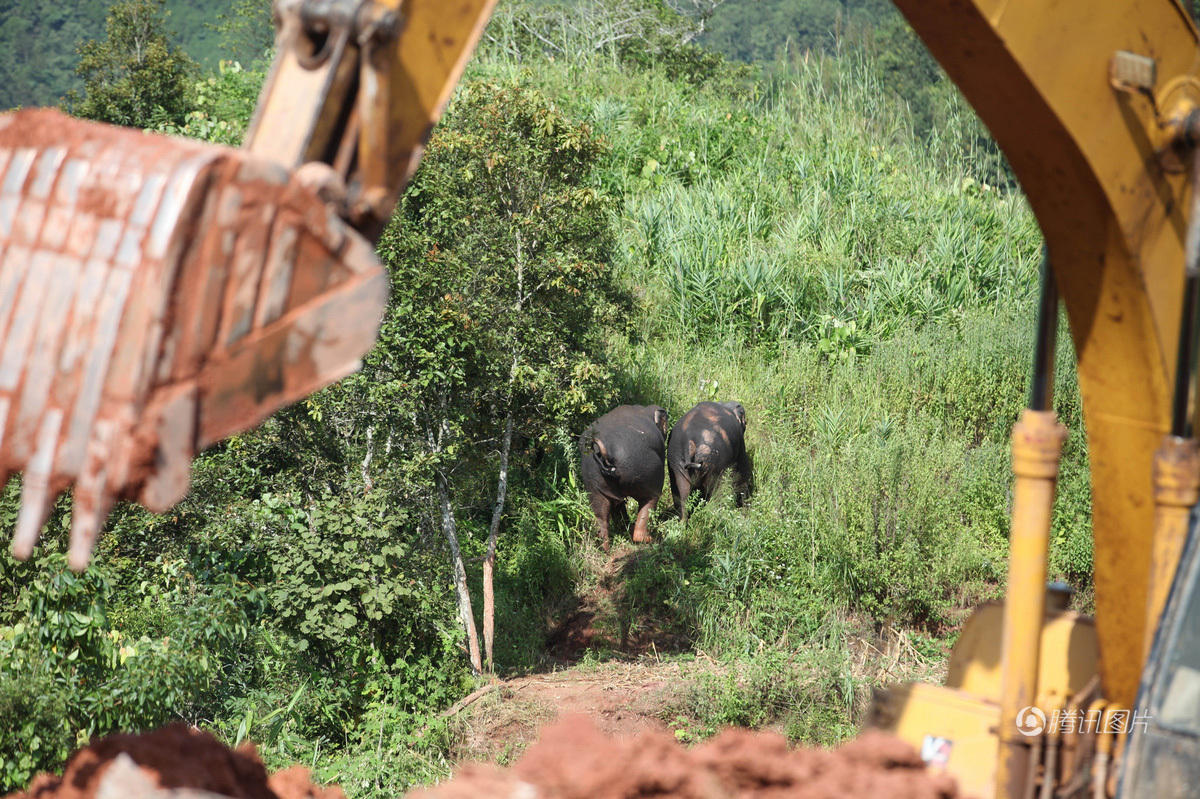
[545,544,692,664]
[450,659,701,765]
[450,534,950,766]
[448,537,716,763]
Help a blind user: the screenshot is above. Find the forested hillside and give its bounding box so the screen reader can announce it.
[0,1,1093,797]
[0,0,270,109]
[701,0,890,61]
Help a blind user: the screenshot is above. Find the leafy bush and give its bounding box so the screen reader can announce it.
[155,59,263,144]
[0,551,263,789]
[254,492,450,664]
[0,667,73,791]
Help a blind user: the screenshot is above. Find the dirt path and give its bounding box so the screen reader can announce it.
[451,659,697,764]
[449,539,712,764]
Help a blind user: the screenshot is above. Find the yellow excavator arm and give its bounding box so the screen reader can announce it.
[871,2,1200,797]
[245,0,498,234]
[892,0,1196,707]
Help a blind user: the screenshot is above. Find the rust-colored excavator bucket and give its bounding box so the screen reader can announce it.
[0,109,387,571]
[0,0,498,571]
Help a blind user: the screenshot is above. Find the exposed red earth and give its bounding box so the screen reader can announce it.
[3,723,343,799]
[415,714,962,799]
[5,715,961,799]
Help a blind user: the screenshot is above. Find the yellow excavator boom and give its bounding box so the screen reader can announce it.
[871,1,1200,797]
[895,0,1198,706]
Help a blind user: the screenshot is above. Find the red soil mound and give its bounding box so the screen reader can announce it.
[411,714,961,799]
[5,716,959,799]
[3,723,343,799]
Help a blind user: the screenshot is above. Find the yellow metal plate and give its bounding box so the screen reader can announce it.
[868,682,1000,799]
[947,603,1099,701]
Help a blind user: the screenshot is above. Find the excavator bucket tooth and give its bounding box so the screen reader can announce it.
[66,419,115,572]
[0,108,388,568]
[10,407,64,559]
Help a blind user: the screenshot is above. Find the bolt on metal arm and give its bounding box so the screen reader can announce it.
[244,0,498,239]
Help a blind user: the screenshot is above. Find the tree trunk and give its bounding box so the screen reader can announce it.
[361,425,375,493]
[438,469,482,674]
[483,413,514,673]
[481,225,524,673]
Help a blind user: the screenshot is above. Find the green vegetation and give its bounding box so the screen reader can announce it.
[701,0,892,62]
[1,0,1096,795]
[66,0,197,127]
[0,0,267,111]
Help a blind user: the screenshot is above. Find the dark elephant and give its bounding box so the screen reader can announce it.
[668,401,752,523]
[579,404,669,549]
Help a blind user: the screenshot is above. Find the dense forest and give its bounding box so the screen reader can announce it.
[0,0,1093,796]
[0,0,270,110]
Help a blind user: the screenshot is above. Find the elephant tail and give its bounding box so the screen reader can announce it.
[681,440,707,479]
[590,436,619,477]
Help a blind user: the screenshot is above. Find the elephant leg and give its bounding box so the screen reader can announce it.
[672,469,692,524]
[632,495,658,543]
[611,499,630,536]
[733,452,753,507]
[589,492,612,551]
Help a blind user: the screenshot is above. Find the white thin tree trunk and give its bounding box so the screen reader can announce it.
[428,418,482,675]
[361,425,375,493]
[483,413,514,672]
[481,226,525,673]
[438,469,482,674]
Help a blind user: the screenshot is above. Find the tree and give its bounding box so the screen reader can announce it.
[699,0,893,62]
[485,0,693,63]
[67,0,196,128]
[214,0,276,67]
[359,80,622,673]
[666,0,730,42]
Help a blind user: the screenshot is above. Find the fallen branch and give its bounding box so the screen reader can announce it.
[441,681,503,718]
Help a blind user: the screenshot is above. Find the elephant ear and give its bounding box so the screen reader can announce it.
[726,402,747,430]
[652,406,670,437]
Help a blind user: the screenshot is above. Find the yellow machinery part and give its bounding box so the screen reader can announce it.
[869,604,1099,799]
[245,0,498,230]
[893,0,1200,711]
[947,606,1099,703]
[1145,435,1200,656]
[356,0,501,209]
[997,409,1068,796]
[870,683,1000,799]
